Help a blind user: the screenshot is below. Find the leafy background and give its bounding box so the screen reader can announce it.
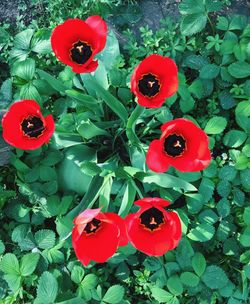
[0,0,250,303]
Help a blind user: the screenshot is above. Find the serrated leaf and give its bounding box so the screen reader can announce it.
[71,265,85,284]
[192,252,206,276]
[223,130,247,148]
[0,253,19,275]
[167,275,183,295]
[36,271,58,303]
[35,229,56,249]
[20,253,40,276]
[204,116,227,134]
[187,223,215,242]
[216,198,231,218]
[200,64,220,79]
[181,14,207,36]
[179,0,205,14]
[228,61,250,78]
[151,287,173,302]
[180,272,200,287]
[102,285,125,304]
[202,265,228,289]
[13,29,34,50]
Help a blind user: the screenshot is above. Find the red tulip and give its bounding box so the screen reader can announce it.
[146,118,211,172]
[131,54,178,108]
[125,198,182,256]
[1,99,55,150]
[72,208,128,266]
[51,16,108,73]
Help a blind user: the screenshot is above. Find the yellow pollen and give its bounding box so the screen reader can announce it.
[148,81,155,88]
[27,122,34,128]
[174,140,181,148]
[149,217,157,225]
[76,45,84,53]
[89,223,96,231]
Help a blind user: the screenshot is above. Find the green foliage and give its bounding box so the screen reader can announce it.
[0,0,250,303]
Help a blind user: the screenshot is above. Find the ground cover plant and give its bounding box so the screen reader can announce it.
[0,0,250,303]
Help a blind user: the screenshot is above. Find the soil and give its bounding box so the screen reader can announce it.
[0,0,249,28]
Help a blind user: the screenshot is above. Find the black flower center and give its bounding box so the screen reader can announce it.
[21,116,45,138]
[138,73,160,97]
[140,207,165,231]
[70,40,92,64]
[164,134,186,157]
[84,218,101,235]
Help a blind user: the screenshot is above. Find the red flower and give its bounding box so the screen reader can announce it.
[125,198,182,256]
[51,16,108,73]
[146,118,211,172]
[72,208,128,266]
[1,99,55,150]
[131,54,178,108]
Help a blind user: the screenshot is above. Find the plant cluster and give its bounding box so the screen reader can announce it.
[0,0,250,303]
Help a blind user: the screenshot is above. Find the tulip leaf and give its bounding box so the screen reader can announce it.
[135,172,197,192]
[87,76,128,124]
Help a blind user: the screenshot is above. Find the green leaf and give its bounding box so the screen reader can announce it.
[187,223,215,242]
[216,198,231,218]
[135,172,197,191]
[36,271,58,303]
[13,29,34,50]
[204,116,227,134]
[202,265,228,289]
[184,55,209,70]
[199,178,215,203]
[198,209,219,225]
[71,265,85,284]
[0,240,5,254]
[219,166,237,181]
[39,166,57,182]
[12,58,35,81]
[102,285,125,304]
[57,145,96,195]
[92,60,109,89]
[223,130,247,148]
[4,274,21,292]
[181,14,207,36]
[240,169,250,190]
[37,69,67,92]
[235,101,250,133]
[243,207,250,225]
[118,182,136,217]
[97,30,120,70]
[228,61,250,78]
[35,229,56,249]
[20,83,41,103]
[167,275,183,296]
[20,253,40,276]
[180,272,200,287]
[87,76,128,123]
[192,252,206,276]
[0,79,12,109]
[200,64,220,79]
[0,253,19,275]
[179,0,205,14]
[65,89,98,107]
[77,119,109,139]
[151,287,174,302]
